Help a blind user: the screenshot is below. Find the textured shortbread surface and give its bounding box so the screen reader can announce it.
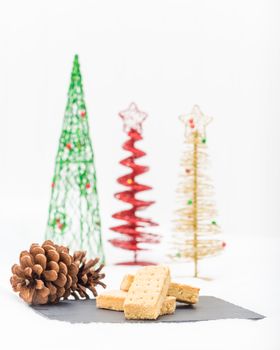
[96,290,127,311]
[120,274,200,304]
[160,296,176,315]
[120,274,135,292]
[97,290,176,315]
[123,266,170,320]
[168,282,199,304]
[120,274,134,291]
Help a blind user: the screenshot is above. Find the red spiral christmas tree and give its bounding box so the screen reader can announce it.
[109,103,159,265]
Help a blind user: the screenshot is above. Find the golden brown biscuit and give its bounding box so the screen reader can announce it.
[160,296,176,315]
[96,290,176,315]
[120,274,199,304]
[168,282,199,304]
[123,266,170,320]
[96,290,127,311]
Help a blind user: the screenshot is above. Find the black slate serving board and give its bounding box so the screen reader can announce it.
[31,296,265,324]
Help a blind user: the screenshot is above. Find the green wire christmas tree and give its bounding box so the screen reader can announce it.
[46,55,105,263]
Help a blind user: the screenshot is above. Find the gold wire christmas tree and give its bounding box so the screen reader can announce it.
[171,105,225,278]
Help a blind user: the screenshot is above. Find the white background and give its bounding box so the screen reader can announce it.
[0,0,280,349]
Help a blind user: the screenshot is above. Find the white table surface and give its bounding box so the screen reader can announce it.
[1,236,279,350]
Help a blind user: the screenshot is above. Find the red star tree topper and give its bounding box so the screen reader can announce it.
[109,103,160,265]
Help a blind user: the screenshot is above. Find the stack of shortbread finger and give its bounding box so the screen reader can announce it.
[96,265,200,320]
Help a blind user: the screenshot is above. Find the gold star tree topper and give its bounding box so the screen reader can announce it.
[179,105,212,142]
[119,103,148,134]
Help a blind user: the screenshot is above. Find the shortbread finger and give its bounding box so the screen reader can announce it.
[96,290,127,311]
[120,274,199,304]
[160,296,176,315]
[120,273,134,292]
[124,266,170,320]
[120,274,135,292]
[96,290,176,315]
[168,282,199,304]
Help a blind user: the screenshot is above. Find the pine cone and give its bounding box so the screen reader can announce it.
[10,240,106,305]
[69,251,106,300]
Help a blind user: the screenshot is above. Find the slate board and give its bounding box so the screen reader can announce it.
[31,296,265,324]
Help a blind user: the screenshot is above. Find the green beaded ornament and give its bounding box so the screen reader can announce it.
[46,55,105,263]
[187,199,193,205]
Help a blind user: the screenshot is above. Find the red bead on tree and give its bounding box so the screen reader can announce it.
[109,103,160,265]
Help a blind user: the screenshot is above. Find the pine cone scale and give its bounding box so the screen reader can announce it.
[65,275,72,289]
[32,264,43,276]
[43,244,55,252]
[43,270,58,282]
[53,273,67,287]
[47,261,59,272]
[56,287,65,298]
[35,280,44,290]
[30,246,44,256]
[69,263,79,276]
[24,267,32,278]
[58,262,68,275]
[12,264,24,278]
[46,250,60,263]
[46,281,57,295]
[34,254,47,269]
[32,287,50,305]
[94,264,105,274]
[19,286,34,304]
[63,289,71,299]
[20,255,33,269]
[97,281,106,289]
[60,252,72,266]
